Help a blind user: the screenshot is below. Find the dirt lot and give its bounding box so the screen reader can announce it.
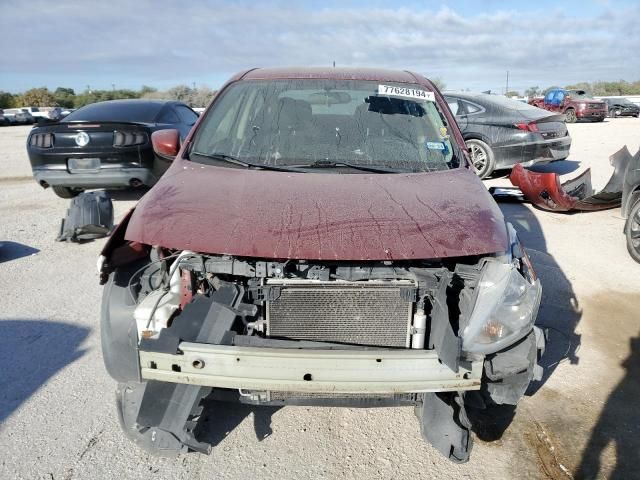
[1,120,639,480]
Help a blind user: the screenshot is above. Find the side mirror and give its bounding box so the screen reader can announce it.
[151,129,180,160]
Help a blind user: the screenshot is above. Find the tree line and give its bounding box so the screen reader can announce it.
[513,80,640,99]
[0,85,218,109]
[2,79,640,110]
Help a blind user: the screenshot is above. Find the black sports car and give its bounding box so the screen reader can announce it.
[27,99,198,198]
[602,97,640,118]
[444,93,572,178]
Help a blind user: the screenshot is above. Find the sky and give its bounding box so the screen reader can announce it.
[1,0,639,94]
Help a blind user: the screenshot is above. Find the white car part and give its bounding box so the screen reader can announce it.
[134,250,194,339]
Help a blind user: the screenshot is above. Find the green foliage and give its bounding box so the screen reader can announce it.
[0,91,19,108]
[21,87,57,107]
[53,87,76,108]
[505,90,521,97]
[564,80,640,96]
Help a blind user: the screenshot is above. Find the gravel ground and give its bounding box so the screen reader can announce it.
[0,120,639,480]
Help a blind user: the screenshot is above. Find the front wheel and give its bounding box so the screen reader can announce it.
[52,186,82,199]
[625,198,640,263]
[466,139,495,179]
[565,108,577,123]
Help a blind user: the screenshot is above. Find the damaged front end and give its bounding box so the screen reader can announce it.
[100,223,545,462]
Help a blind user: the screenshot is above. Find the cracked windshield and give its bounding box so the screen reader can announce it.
[190,79,457,173]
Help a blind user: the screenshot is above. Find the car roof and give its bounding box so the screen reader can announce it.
[240,67,422,84]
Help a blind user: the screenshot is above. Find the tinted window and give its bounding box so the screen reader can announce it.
[462,100,482,114]
[62,101,165,123]
[158,108,180,123]
[444,97,460,115]
[175,105,198,125]
[191,79,458,173]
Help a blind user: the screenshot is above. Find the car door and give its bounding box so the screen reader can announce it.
[444,96,468,134]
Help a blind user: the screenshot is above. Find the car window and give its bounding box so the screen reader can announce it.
[175,105,198,125]
[157,108,180,124]
[190,79,459,173]
[63,101,165,123]
[461,100,482,114]
[444,97,460,116]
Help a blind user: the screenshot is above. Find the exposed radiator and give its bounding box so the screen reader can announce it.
[265,280,414,347]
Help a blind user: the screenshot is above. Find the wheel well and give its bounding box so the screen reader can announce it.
[463,134,490,145]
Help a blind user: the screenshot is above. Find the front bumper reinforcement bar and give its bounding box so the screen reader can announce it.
[140,343,483,393]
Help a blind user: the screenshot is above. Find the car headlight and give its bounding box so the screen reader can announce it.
[461,260,541,355]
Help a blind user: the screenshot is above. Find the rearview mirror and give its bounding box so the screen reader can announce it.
[151,129,180,160]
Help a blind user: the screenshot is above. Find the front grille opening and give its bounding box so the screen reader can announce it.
[265,281,414,347]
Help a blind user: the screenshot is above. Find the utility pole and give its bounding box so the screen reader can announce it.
[505,71,509,95]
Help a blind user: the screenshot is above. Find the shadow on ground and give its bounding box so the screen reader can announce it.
[500,203,582,391]
[527,159,582,175]
[575,333,640,479]
[470,202,582,442]
[198,398,281,446]
[488,159,581,179]
[0,241,40,263]
[0,319,90,423]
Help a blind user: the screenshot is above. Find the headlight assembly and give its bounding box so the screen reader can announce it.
[461,260,541,355]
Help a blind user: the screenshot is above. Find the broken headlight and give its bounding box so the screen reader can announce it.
[461,260,541,355]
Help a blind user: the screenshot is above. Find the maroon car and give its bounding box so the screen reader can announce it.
[99,67,545,462]
[529,88,607,123]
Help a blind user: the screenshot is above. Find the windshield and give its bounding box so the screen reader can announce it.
[190,79,458,173]
[567,90,592,99]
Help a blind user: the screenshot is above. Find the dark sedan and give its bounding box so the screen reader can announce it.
[444,93,571,178]
[602,97,640,118]
[27,99,198,198]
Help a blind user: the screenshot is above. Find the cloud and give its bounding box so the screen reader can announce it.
[1,0,639,92]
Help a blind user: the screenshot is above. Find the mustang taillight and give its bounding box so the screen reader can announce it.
[30,133,54,148]
[113,131,146,147]
[514,122,539,133]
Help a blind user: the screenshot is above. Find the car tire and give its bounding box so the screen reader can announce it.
[614,108,622,118]
[564,108,577,123]
[466,139,495,179]
[625,198,640,263]
[52,186,82,199]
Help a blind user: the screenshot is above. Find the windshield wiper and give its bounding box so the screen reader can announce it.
[290,160,407,173]
[190,152,304,172]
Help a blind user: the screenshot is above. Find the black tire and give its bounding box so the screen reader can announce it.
[565,108,577,123]
[625,198,640,263]
[52,186,82,199]
[613,108,622,118]
[466,139,495,179]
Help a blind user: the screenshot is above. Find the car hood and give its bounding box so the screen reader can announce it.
[125,160,508,260]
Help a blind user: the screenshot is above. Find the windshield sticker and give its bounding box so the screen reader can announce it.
[378,85,435,102]
[426,142,446,150]
[439,126,449,139]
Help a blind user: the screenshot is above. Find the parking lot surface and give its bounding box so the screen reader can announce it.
[1,120,639,479]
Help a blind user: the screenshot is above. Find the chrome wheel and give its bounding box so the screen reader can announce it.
[565,109,577,123]
[470,144,488,172]
[465,139,495,179]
